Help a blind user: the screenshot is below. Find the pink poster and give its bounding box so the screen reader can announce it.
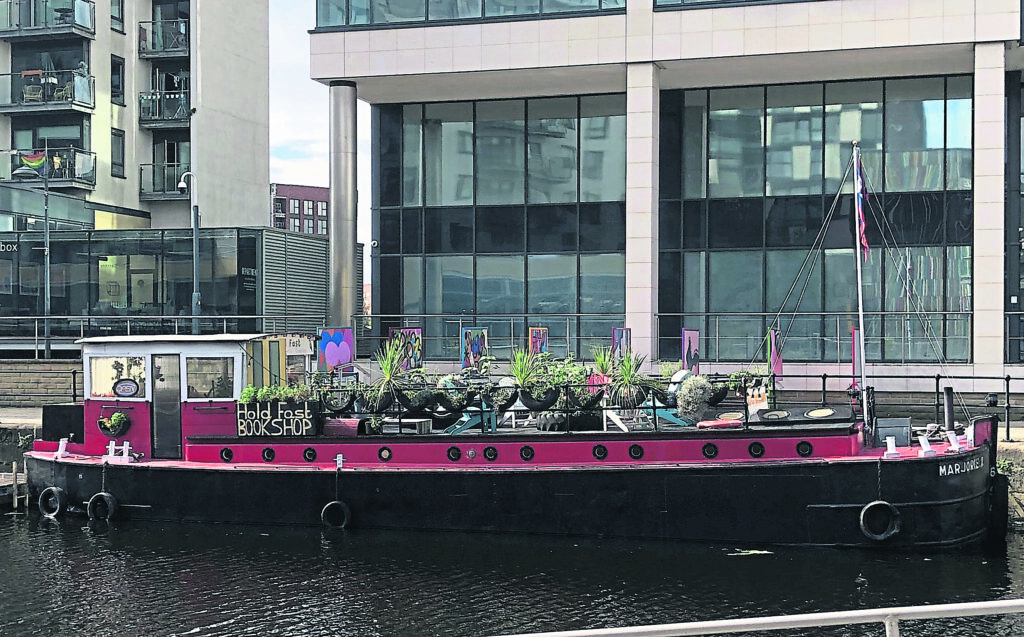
[682,329,700,374]
[317,327,355,372]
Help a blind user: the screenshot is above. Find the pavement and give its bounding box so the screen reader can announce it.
[0,407,41,429]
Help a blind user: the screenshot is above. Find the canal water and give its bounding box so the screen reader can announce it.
[1,514,1023,637]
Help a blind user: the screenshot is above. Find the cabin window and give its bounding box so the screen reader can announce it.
[90,356,146,398]
[186,357,235,399]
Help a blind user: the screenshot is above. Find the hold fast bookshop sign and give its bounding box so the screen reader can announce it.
[236,401,318,437]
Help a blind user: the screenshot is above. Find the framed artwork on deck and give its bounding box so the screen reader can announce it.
[317,327,355,373]
[682,329,700,374]
[389,327,423,370]
[611,327,630,359]
[529,327,548,355]
[461,327,488,370]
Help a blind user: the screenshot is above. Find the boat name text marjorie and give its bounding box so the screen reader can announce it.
[938,456,984,478]
[236,402,316,437]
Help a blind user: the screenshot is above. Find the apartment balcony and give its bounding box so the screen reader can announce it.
[139,90,191,129]
[0,69,94,114]
[139,20,189,58]
[0,146,96,190]
[139,162,189,200]
[0,0,95,41]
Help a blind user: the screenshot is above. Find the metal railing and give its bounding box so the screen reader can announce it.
[139,90,191,124]
[0,146,96,186]
[656,311,972,364]
[138,162,189,197]
[138,19,188,56]
[0,69,94,108]
[491,599,1024,637]
[0,0,95,33]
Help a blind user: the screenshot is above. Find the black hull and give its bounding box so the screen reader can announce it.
[24,444,1003,549]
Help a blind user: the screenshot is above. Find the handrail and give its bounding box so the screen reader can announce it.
[489,599,1024,637]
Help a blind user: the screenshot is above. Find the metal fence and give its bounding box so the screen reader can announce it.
[489,599,1024,637]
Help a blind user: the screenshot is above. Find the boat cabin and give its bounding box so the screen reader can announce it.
[65,334,300,459]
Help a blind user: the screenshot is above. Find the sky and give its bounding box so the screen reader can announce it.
[268,1,372,247]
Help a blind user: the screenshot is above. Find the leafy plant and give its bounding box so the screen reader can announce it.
[676,374,713,423]
[366,337,409,408]
[288,384,313,402]
[659,360,682,379]
[255,385,281,402]
[239,385,258,404]
[509,348,545,389]
[589,345,614,376]
[98,410,132,437]
[609,350,655,408]
[17,432,34,451]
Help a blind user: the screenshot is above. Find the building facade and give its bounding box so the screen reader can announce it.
[310,0,1024,381]
[0,0,270,233]
[271,183,330,236]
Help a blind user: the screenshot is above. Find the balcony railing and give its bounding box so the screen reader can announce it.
[139,162,189,199]
[138,19,188,57]
[0,0,95,36]
[139,90,191,127]
[0,69,94,110]
[316,0,623,29]
[0,146,96,188]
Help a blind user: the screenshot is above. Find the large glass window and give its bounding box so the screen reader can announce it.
[946,76,973,190]
[579,253,624,314]
[186,357,234,399]
[580,94,626,202]
[528,254,576,314]
[825,81,883,195]
[885,78,945,192]
[766,84,822,196]
[528,97,577,204]
[477,255,524,314]
[708,87,764,198]
[476,100,524,205]
[403,105,422,206]
[425,256,473,314]
[424,102,473,207]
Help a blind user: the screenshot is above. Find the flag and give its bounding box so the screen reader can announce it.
[20,152,45,170]
[853,146,869,261]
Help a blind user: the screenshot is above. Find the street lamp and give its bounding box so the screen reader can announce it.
[12,141,50,358]
[176,171,201,335]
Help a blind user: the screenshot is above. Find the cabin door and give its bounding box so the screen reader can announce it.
[152,354,182,459]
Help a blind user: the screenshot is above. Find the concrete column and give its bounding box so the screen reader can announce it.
[972,43,1005,376]
[624,62,659,364]
[329,81,358,327]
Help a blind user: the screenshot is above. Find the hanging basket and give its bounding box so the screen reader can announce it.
[519,387,560,412]
[97,411,131,438]
[436,389,477,414]
[483,386,519,412]
[396,388,438,415]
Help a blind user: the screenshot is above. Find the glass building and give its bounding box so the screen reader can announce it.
[312,1,1020,377]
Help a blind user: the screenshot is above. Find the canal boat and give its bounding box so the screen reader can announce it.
[22,332,1007,549]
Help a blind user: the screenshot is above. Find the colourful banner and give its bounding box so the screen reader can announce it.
[529,327,548,355]
[317,327,355,373]
[611,327,631,359]
[462,327,488,370]
[389,327,423,370]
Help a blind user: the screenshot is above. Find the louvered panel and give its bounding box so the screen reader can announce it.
[262,231,289,332]
[282,233,329,333]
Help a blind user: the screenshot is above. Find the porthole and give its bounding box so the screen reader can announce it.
[219,447,233,463]
[303,447,317,463]
[593,444,608,461]
[628,444,644,460]
[483,446,498,461]
[261,447,275,463]
[520,445,535,461]
[702,443,719,459]
[378,446,392,462]
[748,442,765,458]
[447,446,462,462]
[796,441,814,458]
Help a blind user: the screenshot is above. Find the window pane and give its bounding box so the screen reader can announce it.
[90,356,147,398]
[477,255,524,314]
[425,256,473,314]
[528,254,576,314]
[659,200,681,251]
[708,198,762,248]
[424,102,473,206]
[476,100,524,205]
[373,0,425,23]
[580,253,624,314]
[424,207,473,253]
[186,357,234,399]
[543,0,598,13]
[825,81,882,194]
[765,196,822,248]
[766,250,821,312]
[682,251,705,313]
[476,206,524,252]
[946,75,972,190]
[658,251,681,313]
[579,202,624,251]
[484,0,538,17]
[660,90,682,201]
[527,204,576,252]
[883,192,943,245]
[824,248,881,313]
[316,0,347,26]
[885,78,945,192]
[378,210,400,253]
[378,105,403,207]
[403,104,422,206]
[709,251,761,313]
[402,208,422,253]
[708,87,763,198]
[429,0,481,19]
[528,97,577,204]
[580,94,626,202]
[946,191,972,245]
[403,257,423,314]
[766,84,822,196]
[683,90,708,198]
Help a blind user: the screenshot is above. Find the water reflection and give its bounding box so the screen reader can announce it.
[1,515,1022,637]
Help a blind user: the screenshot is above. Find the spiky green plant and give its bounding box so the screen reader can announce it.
[609,350,655,408]
[590,345,614,376]
[368,336,409,403]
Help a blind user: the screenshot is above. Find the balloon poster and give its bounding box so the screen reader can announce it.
[317,327,355,372]
[389,327,423,370]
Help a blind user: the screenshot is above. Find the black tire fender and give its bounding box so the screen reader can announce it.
[38,486,66,518]
[859,500,901,541]
[321,500,351,529]
[87,492,118,521]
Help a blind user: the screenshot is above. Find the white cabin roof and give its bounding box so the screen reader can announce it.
[77,334,270,346]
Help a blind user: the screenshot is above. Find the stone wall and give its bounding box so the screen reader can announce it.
[0,360,83,407]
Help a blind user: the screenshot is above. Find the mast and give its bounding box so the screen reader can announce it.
[852,142,870,426]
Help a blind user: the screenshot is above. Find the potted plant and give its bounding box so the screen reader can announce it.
[97,410,131,438]
[609,350,654,409]
[239,385,258,404]
[255,385,280,403]
[362,337,409,413]
[510,348,559,411]
[434,373,476,413]
[481,379,518,413]
[676,374,713,424]
[564,357,605,410]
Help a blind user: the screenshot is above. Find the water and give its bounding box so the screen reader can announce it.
[2,514,1023,637]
